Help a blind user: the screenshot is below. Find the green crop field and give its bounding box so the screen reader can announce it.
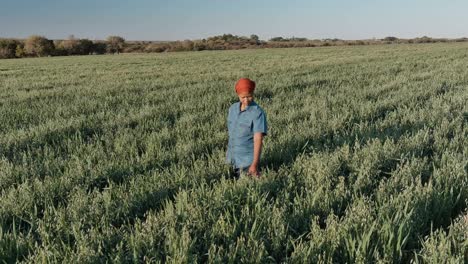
[0,43,467,263]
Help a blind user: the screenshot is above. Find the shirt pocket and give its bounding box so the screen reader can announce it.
[238,121,252,136]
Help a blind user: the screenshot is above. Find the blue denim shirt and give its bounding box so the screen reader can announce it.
[226,101,268,168]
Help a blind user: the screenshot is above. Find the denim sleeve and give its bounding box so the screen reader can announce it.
[253,110,267,135]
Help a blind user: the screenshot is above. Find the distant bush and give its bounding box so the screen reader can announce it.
[180,40,194,51]
[92,42,107,55]
[24,35,54,57]
[57,36,79,55]
[106,36,125,54]
[0,39,19,59]
[78,39,94,55]
[250,34,260,44]
[269,36,308,42]
[143,43,168,53]
[193,40,206,51]
[15,42,25,57]
[383,36,398,41]
[415,36,435,43]
[123,43,144,53]
[347,40,366,46]
[269,37,286,42]
[291,37,308,42]
[54,37,99,56]
[53,40,67,56]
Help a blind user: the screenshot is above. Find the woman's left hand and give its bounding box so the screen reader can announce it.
[248,164,260,177]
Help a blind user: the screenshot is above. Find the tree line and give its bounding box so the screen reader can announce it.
[0,35,125,58]
[1,34,467,59]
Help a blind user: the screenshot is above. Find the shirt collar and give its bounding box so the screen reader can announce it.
[238,101,257,113]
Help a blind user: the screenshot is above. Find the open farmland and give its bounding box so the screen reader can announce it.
[0,43,467,263]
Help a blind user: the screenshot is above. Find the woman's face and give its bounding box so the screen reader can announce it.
[237,92,254,107]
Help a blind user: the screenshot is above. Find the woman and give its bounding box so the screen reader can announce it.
[226,78,268,178]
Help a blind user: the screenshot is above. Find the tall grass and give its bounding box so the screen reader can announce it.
[0,43,467,262]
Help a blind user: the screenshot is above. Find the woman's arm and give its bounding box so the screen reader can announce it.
[249,132,264,177]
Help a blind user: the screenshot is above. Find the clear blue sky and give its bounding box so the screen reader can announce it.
[1,0,467,41]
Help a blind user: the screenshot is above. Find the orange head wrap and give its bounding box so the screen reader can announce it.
[235,78,255,94]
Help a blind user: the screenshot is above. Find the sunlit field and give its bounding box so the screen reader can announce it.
[0,43,467,263]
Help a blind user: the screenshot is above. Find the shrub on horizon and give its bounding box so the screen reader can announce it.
[24,35,54,57]
[0,39,20,59]
[106,35,125,54]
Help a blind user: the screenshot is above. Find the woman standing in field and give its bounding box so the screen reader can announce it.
[226,78,268,178]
